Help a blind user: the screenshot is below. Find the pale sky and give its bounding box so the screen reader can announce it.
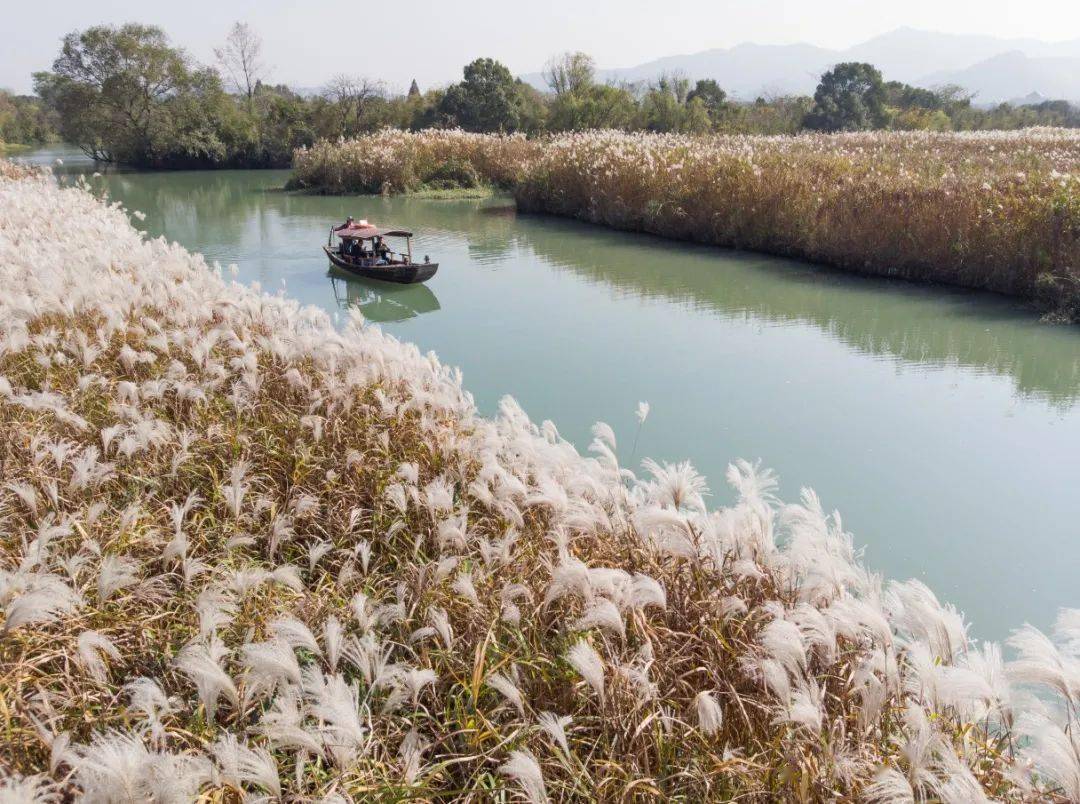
[3,0,1079,94]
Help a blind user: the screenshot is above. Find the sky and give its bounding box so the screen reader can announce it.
[3,0,1080,94]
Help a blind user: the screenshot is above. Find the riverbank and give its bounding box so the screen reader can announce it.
[0,142,33,156]
[2,159,1079,800]
[293,129,1080,321]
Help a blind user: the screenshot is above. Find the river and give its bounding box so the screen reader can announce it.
[19,146,1080,643]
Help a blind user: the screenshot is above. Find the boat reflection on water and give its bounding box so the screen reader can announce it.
[328,267,441,323]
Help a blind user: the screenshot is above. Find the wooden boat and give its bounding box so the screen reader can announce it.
[324,219,438,285]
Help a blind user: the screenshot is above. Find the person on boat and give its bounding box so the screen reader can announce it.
[374,237,391,264]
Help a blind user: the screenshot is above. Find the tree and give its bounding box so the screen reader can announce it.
[687,79,728,118]
[543,52,595,96]
[548,83,636,131]
[0,90,57,145]
[408,79,420,98]
[214,22,266,101]
[804,62,887,132]
[437,58,522,132]
[34,24,205,163]
[322,74,385,137]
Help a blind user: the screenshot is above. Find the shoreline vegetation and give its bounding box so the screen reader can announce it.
[291,128,1080,321]
[25,24,1080,173]
[4,160,1080,801]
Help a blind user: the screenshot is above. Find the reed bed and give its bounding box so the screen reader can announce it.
[290,130,535,195]
[294,129,1080,318]
[2,163,1080,802]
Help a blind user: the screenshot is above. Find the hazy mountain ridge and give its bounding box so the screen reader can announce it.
[520,27,1080,103]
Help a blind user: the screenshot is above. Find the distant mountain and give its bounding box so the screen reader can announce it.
[919,52,1080,104]
[520,28,1080,103]
[576,42,834,98]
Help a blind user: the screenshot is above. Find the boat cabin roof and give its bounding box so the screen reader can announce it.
[334,222,413,240]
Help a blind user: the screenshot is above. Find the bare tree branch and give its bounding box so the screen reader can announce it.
[214,22,265,100]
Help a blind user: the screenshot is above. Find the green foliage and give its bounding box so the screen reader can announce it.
[0,91,57,145]
[805,62,888,132]
[437,58,531,133]
[687,79,728,118]
[420,156,481,189]
[547,83,637,131]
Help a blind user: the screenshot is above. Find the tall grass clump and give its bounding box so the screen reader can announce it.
[294,128,1080,318]
[290,129,536,195]
[4,161,1080,800]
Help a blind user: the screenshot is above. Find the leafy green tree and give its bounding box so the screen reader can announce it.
[437,58,523,132]
[548,83,637,131]
[34,24,223,164]
[687,79,728,118]
[804,62,887,131]
[640,72,709,133]
[0,91,57,145]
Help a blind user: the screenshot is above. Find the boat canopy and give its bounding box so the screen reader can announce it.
[334,222,413,240]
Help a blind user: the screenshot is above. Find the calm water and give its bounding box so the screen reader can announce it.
[22,147,1080,642]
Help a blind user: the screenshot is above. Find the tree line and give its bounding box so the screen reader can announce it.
[16,22,1080,167]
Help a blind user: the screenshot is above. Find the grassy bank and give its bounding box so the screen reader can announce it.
[3,159,1080,800]
[0,142,33,156]
[293,129,1080,319]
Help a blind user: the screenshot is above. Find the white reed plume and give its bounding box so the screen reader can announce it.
[758,616,807,677]
[1,572,81,631]
[486,669,526,716]
[573,598,626,640]
[0,773,59,803]
[123,677,173,747]
[68,729,211,803]
[398,728,431,785]
[350,592,375,632]
[694,691,723,736]
[429,607,453,650]
[1007,623,1080,707]
[97,555,140,605]
[211,733,281,798]
[270,616,323,657]
[862,766,915,804]
[355,540,372,574]
[323,615,345,670]
[629,573,667,610]
[641,458,708,512]
[537,711,573,757]
[304,670,368,766]
[76,630,121,683]
[498,749,548,803]
[452,570,480,606]
[195,588,236,637]
[1017,710,1080,801]
[173,636,238,722]
[566,639,605,701]
[307,540,333,573]
[221,459,251,520]
[256,686,323,757]
[240,639,303,701]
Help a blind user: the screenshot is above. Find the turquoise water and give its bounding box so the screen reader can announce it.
[22,146,1080,642]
